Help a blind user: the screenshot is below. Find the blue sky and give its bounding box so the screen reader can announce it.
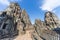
[0,0,60,24]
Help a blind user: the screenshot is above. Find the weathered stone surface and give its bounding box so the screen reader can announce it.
[0,3,20,40]
[33,19,60,40]
[6,2,33,35]
[21,9,33,30]
[45,11,60,30]
[5,2,21,23]
[17,19,26,35]
[0,12,18,40]
[33,11,60,40]
[5,2,24,35]
[33,19,45,40]
[16,9,34,35]
[0,2,60,40]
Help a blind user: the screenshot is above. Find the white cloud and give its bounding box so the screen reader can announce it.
[40,0,60,11]
[0,0,10,5]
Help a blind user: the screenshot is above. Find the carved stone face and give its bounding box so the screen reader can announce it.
[46,12,50,17]
[10,3,14,8]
